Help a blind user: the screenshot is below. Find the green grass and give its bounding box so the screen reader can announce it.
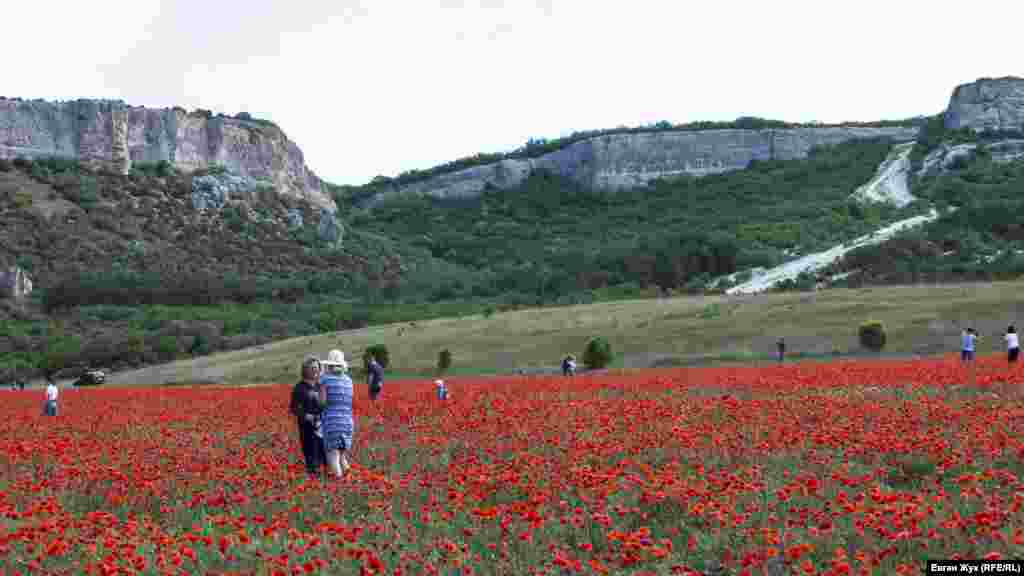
[95,279,1024,386]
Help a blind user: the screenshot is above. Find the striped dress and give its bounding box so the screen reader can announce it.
[319,371,354,452]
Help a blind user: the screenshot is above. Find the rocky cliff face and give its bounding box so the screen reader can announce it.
[0,98,335,211]
[944,77,1024,132]
[366,126,919,204]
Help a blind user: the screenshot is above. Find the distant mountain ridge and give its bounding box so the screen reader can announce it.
[351,76,1024,205]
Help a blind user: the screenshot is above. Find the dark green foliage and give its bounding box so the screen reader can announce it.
[232,111,278,129]
[355,139,914,295]
[583,337,613,370]
[41,270,310,312]
[156,335,180,360]
[363,344,390,370]
[189,333,211,356]
[131,160,176,178]
[829,155,1024,285]
[437,348,452,374]
[859,321,887,351]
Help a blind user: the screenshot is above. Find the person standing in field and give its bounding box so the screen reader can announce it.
[776,338,786,363]
[1006,326,1019,363]
[961,328,978,362]
[435,378,448,400]
[43,378,59,416]
[319,349,354,479]
[290,355,326,478]
[562,355,577,377]
[367,354,384,402]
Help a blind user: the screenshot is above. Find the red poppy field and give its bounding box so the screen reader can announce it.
[3,355,1024,575]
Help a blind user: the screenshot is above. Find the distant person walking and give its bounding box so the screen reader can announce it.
[320,350,354,479]
[43,379,59,416]
[367,355,384,402]
[776,338,786,363]
[561,355,577,377]
[290,355,326,478]
[1006,326,1020,363]
[961,328,978,362]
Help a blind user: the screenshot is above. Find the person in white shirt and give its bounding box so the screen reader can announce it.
[44,380,59,416]
[1006,325,1020,364]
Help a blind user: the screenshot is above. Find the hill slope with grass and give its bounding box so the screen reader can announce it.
[4,76,1024,384]
[84,280,1024,386]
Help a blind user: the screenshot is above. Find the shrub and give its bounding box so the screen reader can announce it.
[156,335,180,360]
[437,349,452,374]
[583,337,613,370]
[363,344,390,370]
[12,190,33,209]
[859,320,887,351]
[189,334,211,356]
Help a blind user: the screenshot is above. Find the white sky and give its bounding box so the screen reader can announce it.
[2,0,1022,185]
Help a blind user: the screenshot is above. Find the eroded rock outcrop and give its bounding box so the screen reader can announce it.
[0,98,334,211]
[364,126,919,204]
[944,77,1024,133]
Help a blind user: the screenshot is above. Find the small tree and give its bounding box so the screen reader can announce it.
[189,334,211,356]
[437,349,452,374]
[859,320,887,352]
[583,337,613,370]
[363,344,390,370]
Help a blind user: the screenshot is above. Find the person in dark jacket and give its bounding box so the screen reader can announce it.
[776,338,786,363]
[290,355,326,478]
[367,355,384,402]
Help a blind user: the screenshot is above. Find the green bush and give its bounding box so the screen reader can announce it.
[437,348,452,374]
[156,335,180,360]
[189,334,211,356]
[583,337,613,370]
[363,344,390,370]
[859,320,887,351]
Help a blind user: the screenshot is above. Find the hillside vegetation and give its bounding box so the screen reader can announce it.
[351,139,919,296]
[3,115,1024,383]
[95,280,1024,386]
[826,120,1024,286]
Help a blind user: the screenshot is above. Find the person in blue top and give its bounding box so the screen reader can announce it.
[961,328,978,362]
[319,349,354,479]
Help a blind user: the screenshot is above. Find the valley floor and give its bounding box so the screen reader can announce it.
[46,279,1024,387]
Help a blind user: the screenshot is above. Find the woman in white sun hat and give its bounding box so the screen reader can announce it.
[318,349,354,478]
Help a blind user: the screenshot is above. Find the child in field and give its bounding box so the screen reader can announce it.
[319,350,354,479]
[1006,326,1019,363]
[435,379,448,400]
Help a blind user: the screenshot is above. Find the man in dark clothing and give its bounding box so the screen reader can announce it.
[776,338,786,363]
[367,355,384,402]
[290,355,325,478]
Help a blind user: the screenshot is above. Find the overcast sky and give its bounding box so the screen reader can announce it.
[3,1,1022,185]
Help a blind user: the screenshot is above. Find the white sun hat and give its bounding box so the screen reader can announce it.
[321,349,348,370]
